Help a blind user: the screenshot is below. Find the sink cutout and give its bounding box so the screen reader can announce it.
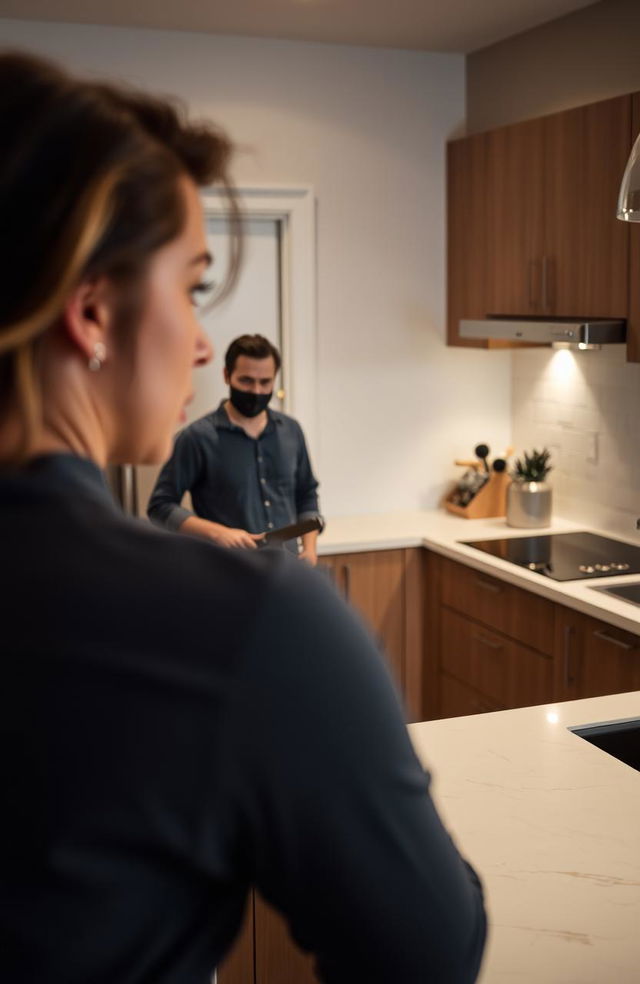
[570,717,640,772]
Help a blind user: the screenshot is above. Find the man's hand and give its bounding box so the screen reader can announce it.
[213,527,265,550]
[179,516,264,550]
[299,529,319,566]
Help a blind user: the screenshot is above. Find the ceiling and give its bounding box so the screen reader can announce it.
[0,0,598,54]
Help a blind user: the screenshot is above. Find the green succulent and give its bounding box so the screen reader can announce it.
[512,447,552,483]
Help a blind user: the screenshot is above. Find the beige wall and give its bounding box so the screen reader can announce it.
[467,0,640,133]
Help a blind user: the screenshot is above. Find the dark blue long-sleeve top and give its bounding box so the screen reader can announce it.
[147,403,320,547]
[0,454,486,984]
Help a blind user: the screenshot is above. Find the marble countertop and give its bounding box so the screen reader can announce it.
[319,509,640,635]
[409,690,640,983]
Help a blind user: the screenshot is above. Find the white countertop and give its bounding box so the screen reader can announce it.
[409,691,640,983]
[319,509,640,635]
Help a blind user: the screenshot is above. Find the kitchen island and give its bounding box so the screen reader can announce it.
[409,690,640,983]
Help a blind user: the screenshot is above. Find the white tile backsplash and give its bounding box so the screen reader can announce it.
[511,345,640,538]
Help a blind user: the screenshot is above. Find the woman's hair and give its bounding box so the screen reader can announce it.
[0,50,241,457]
[225,334,282,375]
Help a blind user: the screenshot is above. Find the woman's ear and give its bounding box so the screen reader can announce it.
[61,277,114,365]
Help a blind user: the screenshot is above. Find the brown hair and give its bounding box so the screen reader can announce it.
[0,50,241,459]
[225,335,282,375]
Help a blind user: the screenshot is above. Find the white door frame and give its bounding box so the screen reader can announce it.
[201,185,317,457]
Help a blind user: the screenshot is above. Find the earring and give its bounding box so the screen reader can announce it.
[88,341,107,372]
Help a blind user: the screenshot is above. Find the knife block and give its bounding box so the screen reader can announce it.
[444,471,510,519]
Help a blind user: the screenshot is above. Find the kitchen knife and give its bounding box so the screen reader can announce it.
[257,516,324,547]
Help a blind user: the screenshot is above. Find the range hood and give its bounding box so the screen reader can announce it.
[460,317,626,346]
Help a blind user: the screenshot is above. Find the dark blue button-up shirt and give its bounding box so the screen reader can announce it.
[148,403,320,549]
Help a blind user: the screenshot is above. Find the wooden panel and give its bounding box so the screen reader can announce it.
[440,672,503,718]
[447,133,489,347]
[555,605,640,701]
[485,116,546,316]
[403,548,425,723]
[334,550,406,694]
[440,557,555,655]
[217,897,255,984]
[628,93,640,363]
[544,95,631,317]
[254,895,318,984]
[422,549,442,721]
[441,607,553,709]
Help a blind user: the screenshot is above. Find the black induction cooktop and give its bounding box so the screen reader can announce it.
[461,531,640,582]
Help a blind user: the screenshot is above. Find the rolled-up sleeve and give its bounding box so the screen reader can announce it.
[147,429,203,532]
[294,426,320,520]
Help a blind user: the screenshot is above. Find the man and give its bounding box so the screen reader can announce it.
[148,334,321,564]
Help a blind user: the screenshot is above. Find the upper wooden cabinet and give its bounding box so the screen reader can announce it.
[448,93,634,349]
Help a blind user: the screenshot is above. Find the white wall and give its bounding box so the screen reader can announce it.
[512,346,640,536]
[0,18,512,516]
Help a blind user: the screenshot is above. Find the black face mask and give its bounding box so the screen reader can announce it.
[229,386,272,419]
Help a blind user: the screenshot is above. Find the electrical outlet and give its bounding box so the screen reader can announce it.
[586,432,599,465]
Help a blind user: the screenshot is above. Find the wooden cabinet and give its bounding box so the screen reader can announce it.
[220,547,425,984]
[555,605,640,701]
[485,116,546,316]
[429,551,640,720]
[448,92,633,351]
[319,548,424,723]
[447,132,490,347]
[628,93,640,363]
[434,555,556,717]
[542,96,630,318]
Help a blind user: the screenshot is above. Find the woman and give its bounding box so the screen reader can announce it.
[0,51,486,984]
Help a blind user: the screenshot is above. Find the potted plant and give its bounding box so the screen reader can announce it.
[506,448,553,528]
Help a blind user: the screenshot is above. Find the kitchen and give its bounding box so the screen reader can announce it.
[2,0,640,981]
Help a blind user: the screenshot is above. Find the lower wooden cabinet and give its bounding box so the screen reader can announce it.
[440,606,553,711]
[427,551,640,719]
[555,606,640,701]
[319,547,424,722]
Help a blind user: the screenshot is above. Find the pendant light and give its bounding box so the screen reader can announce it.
[617,131,640,221]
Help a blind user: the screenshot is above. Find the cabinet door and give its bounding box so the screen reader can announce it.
[485,117,546,316]
[439,557,555,656]
[440,607,553,710]
[254,896,318,984]
[217,900,255,984]
[440,673,503,718]
[333,549,405,690]
[555,605,640,701]
[447,133,489,347]
[628,93,640,363]
[544,95,631,317]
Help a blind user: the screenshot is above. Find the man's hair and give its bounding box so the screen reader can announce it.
[225,335,281,375]
[0,49,241,459]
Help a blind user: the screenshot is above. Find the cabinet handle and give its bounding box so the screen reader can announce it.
[473,576,502,594]
[541,256,549,313]
[563,624,575,689]
[593,629,634,651]
[473,633,503,651]
[341,563,351,603]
